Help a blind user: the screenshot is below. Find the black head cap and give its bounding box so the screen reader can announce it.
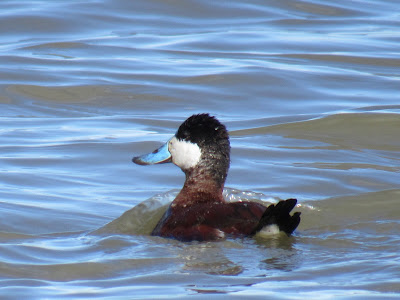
[176,114,229,146]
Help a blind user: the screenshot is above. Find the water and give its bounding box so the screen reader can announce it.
[1,0,400,298]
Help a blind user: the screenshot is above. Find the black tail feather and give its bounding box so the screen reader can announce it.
[252,198,301,236]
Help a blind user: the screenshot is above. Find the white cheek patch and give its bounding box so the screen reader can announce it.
[169,136,201,170]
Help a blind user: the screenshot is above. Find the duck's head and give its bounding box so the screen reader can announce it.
[133,114,230,186]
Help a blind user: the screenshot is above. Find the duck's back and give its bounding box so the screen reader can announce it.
[152,200,266,241]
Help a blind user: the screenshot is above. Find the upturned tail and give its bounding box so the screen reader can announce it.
[252,198,301,236]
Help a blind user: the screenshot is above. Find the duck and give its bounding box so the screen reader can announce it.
[133,113,300,242]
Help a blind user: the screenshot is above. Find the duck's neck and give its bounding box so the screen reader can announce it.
[172,167,225,207]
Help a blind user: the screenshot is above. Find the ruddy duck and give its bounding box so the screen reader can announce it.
[133,114,300,242]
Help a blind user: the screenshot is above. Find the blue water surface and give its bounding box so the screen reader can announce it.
[0,0,400,299]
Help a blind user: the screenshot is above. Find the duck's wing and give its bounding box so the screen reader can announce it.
[152,201,265,241]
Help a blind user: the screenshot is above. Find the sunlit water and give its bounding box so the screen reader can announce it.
[1,0,400,299]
